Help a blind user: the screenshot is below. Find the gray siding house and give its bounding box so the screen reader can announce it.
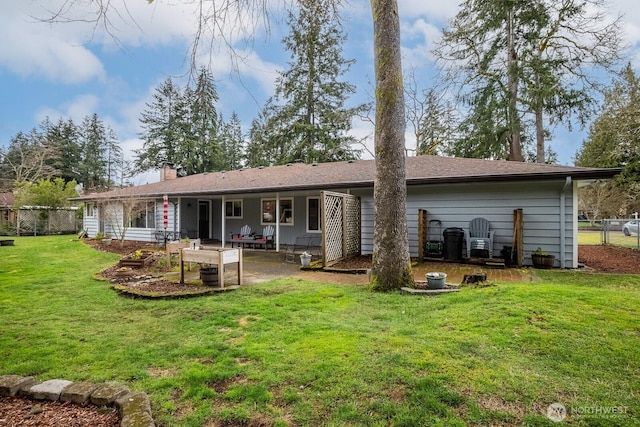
[75,155,619,268]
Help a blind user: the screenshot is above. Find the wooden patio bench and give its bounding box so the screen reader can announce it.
[230,225,275,250]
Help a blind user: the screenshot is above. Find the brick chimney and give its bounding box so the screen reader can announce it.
[160,163,177,181]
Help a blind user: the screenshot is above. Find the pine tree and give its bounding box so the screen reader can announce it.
[260,0,362,164]
[77,114,113,191]
[436,0,622,162]
[42,117,80,183]
[136,77,186,171]
[183,67,222,174]
[577,64,640,191]
[221,112,244,170]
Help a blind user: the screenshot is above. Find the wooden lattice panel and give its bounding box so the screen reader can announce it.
[322,191,361,266]
[323,194,344,263]
[17,209,79,235]
[344,196,361,258]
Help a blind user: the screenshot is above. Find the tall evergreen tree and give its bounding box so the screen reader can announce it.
[136,77,186,171]
[137,70,224,174]
[77,113,122,191]
[436,0,623,162]
[221,112,245,170]
[43,117,80,183]
[183,67,222,174]
[260,0,362,164]
[577,64,640,192]
[77,114,106,190]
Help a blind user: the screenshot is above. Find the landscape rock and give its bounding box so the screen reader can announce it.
[116,392,152,417]
[90,383,130,406]
[60,381,100,403]
[29,379,73,401]
[0,375,36,397]
[120,411,156,427]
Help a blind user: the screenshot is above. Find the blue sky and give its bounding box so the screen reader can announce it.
[1,0,639,185]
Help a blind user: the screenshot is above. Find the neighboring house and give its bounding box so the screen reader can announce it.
[0,192,16,230]
[73,156,620,268]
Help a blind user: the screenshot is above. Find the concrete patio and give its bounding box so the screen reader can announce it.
[167,249,536,287]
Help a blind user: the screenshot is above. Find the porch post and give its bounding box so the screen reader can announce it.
[221,195,226,248]
[275,193,280,251]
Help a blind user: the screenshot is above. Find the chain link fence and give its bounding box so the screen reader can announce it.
[599,218,640,249]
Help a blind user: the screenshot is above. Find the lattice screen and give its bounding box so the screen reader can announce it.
[17,209,79,236]
[321,191,361,266]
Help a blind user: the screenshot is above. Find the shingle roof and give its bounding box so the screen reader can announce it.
[0,192,14,207]
[75,155,620,201]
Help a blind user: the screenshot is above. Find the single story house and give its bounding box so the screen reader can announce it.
[0,192,16,230]
[73,155,619,268]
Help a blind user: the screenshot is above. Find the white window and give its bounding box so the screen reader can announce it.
[129,201,156,228]
[261,198,293,225]
[85,203,96,218]
[225,200,243,218]
[307,197,321,232]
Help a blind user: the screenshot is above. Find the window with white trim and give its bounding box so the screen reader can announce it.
[261,198,293,225]
[129,201,156,228]
[307,197,321,232]
[85,203,96,217]
[225,200,243,218]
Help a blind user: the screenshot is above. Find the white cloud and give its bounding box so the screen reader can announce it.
[0,3,105,83]
[35,94,100,124]
[399,0,458,23]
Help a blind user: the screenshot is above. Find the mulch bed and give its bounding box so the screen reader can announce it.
[332,246,640,274]
[0,396,119,427]
[577,244,640,274]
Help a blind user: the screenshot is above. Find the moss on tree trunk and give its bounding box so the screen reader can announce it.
[369,0,414,291]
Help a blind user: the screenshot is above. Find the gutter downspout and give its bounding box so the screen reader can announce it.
[560,177,571,268]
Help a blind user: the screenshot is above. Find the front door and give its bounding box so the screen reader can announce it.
[198,201,210,239]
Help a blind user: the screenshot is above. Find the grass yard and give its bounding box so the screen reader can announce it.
[579,229,640,249]
[1,236,639,426]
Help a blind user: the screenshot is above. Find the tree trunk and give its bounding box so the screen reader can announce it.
[535,106,545,163]
[506,7,523,162]
[369,0,414,291]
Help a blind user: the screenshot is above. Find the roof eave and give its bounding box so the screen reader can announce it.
[71,168,621,201]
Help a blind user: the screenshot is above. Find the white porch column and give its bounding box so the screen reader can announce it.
[221,195,226,247]
[275,193,280,251]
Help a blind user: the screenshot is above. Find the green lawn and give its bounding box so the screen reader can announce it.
[1,236,639,426]
[578,229,640,248]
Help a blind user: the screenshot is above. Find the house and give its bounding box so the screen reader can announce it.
[73,156,620,268]
[0,192,16,231]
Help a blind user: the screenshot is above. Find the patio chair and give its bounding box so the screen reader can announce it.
[254,225,275,250]
[464,217,495,258]
[230,225,253,248]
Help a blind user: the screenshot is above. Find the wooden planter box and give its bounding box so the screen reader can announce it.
[118,254,153,268]
[532,254,555,269]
